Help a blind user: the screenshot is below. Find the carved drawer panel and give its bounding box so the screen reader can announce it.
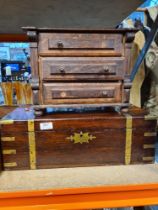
[43,82,122,104]
[38,33,123,56]
[40,57,125,81]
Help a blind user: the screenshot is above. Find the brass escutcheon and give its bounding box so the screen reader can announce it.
[66,131,96,144]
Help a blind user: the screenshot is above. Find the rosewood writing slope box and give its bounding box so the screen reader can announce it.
[22,27,138,112]
[0,108,157,171]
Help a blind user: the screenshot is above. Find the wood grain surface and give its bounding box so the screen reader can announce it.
[0,108,157,170]
[27,28,136,107]
[40,57,125,81]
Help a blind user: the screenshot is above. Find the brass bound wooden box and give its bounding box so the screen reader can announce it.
[23,27,137,110]
[0,108,157,170]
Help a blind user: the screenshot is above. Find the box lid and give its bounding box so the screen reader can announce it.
[0,107,157,132]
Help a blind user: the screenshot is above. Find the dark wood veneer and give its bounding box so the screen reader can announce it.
[0,107,156,170]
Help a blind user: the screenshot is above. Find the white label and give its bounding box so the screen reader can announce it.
[6,66,12,76]
[40,122,53,130]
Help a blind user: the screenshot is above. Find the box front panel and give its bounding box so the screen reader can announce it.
[35,128,126,168]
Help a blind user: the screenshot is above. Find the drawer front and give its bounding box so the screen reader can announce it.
[38,33,123,56]
[43,82,122,104]
[40,57,125,81]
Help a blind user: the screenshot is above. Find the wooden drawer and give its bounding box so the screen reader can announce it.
[42,82,122,104]
[38,33,123,56]
[40,57,125,81]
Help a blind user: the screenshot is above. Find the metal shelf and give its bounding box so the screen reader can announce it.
[0,183,158,209]
[0,164,158,209]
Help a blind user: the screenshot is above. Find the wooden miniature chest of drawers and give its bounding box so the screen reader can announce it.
[23,27,137,108]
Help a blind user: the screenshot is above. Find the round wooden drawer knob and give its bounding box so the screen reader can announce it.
[103,66,109,73]
[102,91,108,96]
[59,66,65,74]
[57,41,64,48]
[61,91,67,98]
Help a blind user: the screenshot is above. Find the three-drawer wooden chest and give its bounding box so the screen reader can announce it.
[0,107,157,170]
[23,27,137,110]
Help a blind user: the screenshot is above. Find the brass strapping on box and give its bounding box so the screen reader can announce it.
[4,162,17,167]
[1,137,15,142]
[28,120,36,170]
[144,132,157,137]
[0,120,14,125]
[28,120,35,132]
[143,156,155,161]
[143,144,155,149]
[125,114,132,165]
[2,149,16,155]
